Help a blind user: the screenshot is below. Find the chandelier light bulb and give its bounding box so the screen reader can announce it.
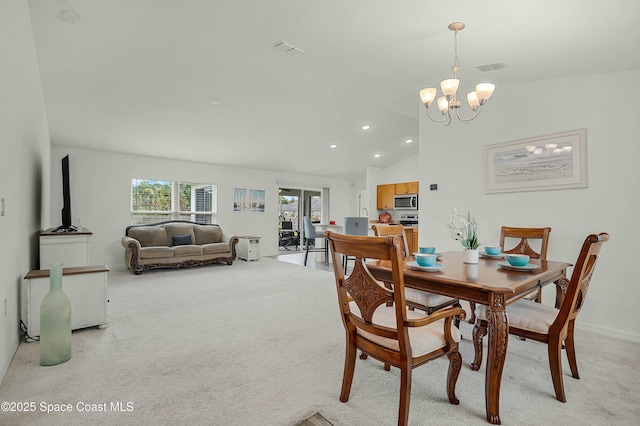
[467,92,480,110]
[420,87,437,107]
[441,79,460,100]
[475,83,495,104]
[437,96,449,113]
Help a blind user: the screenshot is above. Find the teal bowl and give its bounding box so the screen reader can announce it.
[415,253,437,267]
[507,254,530,267]
[419,246,436,254]
[484,246,501,256]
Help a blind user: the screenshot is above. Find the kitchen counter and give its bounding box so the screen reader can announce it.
[369,221,418,228]
[366,222,419,252]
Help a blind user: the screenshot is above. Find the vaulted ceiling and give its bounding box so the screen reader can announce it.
[27,0,640,179]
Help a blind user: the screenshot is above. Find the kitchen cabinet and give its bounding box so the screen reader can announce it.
[395,181,419,195]
[377,181,419,210]
[376,184,395,210]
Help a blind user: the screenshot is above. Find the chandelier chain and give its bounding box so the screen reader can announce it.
[453,30,459,67]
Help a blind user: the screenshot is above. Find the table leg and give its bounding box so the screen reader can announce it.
[485,293,508,425]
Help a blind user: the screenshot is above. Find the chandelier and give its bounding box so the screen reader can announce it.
[419,22,495,126]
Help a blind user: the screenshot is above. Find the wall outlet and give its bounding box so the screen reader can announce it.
[1,198,5,216]
[430,184,438,190]
[3,298,6,316]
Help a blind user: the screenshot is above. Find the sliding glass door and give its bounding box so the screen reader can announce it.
[278,188,323,252]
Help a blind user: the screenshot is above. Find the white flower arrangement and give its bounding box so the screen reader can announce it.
[447,208,479,250]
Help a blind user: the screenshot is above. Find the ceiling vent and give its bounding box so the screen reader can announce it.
[272,40,307,55]
[477,62,505,72]
[59,10,80,23]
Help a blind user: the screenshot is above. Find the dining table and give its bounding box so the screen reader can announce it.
[367,250,572,425]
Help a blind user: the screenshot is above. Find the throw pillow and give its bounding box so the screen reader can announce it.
[172,234,192,246]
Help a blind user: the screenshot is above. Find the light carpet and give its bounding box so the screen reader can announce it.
[1,258,639,425]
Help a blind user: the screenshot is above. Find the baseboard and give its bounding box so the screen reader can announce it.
[0,333,20,386]
[108,263,128,271]
[576,321,640,343]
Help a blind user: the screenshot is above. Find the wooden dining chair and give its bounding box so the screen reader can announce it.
[325,231,465,426]
[372,225,462,327]
[468,226,551,323]
[470,232,609,403]
[372,224,410,255]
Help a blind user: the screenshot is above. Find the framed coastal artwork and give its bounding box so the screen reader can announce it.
[233,188,265,213]
[484,129,587,193]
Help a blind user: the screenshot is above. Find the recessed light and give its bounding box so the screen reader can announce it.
[374,153,381,158]
[329,144,337,149]
[362,125,371,130]
[405,139,413,144]
[210,98,221,105]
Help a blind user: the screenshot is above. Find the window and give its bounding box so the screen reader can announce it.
[131,179,217,224]
[310,195,321,222]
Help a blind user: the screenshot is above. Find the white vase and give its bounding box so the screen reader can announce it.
[463,248,479,264]
[40,263,72,366]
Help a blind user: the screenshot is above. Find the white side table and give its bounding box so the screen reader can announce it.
[237,236,260,261]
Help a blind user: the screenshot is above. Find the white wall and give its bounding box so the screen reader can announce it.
[381,155,419,185]
[361,156,420,221]
[0,1,51,382]
[418,69,640,341]
[378,155,420,222]
[49,147,355,268]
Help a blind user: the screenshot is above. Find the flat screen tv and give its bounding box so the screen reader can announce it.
[56,154,76,232]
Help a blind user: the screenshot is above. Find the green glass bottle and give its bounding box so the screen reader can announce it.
[40,263,72,366]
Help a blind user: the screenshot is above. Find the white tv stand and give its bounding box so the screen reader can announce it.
[39,227,92,269]
[22,265,109,339]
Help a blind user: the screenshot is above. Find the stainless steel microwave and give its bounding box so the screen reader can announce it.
[393,194,418,210]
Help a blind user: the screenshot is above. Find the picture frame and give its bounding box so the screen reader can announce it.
[484,129,587,194]
[233,188,265,213]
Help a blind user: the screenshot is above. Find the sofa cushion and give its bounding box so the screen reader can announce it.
[165,223,196,247]
[194,225,223,244]
[140,246,174,259]
[172,234,193,246]
[202,242,230,254]
[129,227,168,248]
[173,245,204,257]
